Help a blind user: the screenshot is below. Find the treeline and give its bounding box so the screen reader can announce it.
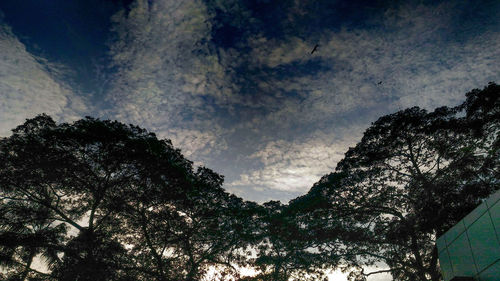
[0,83,498,281]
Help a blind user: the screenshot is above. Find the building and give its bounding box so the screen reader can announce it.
[436,189,500,281]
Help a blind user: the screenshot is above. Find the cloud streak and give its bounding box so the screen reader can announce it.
[0,20,88,136]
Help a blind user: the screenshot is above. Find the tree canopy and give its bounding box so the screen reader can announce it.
[0,83,498,281]
[0,115,257,281]
[290,82,499,280]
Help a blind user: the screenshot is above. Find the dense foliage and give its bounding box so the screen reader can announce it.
[0,116,258,281]
[0,83,498,280]
[289,82,499,280]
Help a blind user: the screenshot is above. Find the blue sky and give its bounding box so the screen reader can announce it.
[1,0,499,204]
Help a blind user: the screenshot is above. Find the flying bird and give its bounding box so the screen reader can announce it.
[377,81,383,85]
[310,44,319,54]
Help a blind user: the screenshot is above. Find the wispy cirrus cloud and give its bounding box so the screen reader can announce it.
[0,20,88,136]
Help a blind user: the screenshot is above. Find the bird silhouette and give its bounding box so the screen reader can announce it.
[377,81,383,85]
[310,44,319,54]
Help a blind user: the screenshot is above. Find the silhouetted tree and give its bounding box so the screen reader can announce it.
[119,166,260,281]
[51,229,133,281]
[296,83,499,281]
[244,201,326,281]
[1,83,497,280]
[0,115,255,280]
[0,205,65,281]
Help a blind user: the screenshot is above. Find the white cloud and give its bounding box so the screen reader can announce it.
[159,128,228,167]
[247,35,312,69]
[229,129,363,193]
[226,3,500,192]
[241,1,500,129]
[102,0,247,163]
[0,22,88,136]
[102,0,500,172]
[105,0,237,129]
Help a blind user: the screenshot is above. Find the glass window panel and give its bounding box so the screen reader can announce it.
[445,220,466,246]
[486,189,500,208]
[489,200,500,241]
[437,235,447,254]
[463,202,487,227]
[468,213,500,272]
[447,232,477,276]
[438,250,454,281]
[478,260,500,281]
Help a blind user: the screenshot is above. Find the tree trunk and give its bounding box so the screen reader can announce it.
[20,250,35,281]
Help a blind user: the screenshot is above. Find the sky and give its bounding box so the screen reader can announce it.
[1,0,499,205]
